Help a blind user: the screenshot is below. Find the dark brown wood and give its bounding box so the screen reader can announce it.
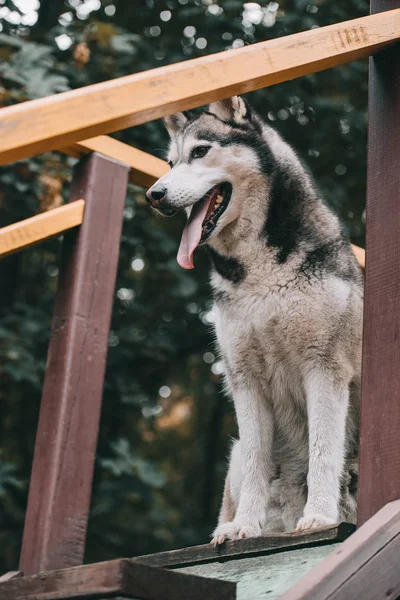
[279,500,400,599]
[358,0,400,527]
[0,559,236,600]
[19,153,129,576]
[133,523,354,569]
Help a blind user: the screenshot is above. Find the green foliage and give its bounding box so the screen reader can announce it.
[0,0,367,571]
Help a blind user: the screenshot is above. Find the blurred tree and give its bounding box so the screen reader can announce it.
[0,0,367,571]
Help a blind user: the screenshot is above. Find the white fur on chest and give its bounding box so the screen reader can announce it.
[212,274,353,405]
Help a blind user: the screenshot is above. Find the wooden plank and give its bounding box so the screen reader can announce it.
[0,559,236,600]
[0,10,399,165]
[279,500,400,600]
[19,153,129,576]
[0,200,84,258]
[63,136,169,189]
[133,523,354,569]
[329,534,400,600]
[358,0,400,528]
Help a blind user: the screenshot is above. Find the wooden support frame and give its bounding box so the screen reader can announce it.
[0,10,399,165]
[357,0,400,527]
[280,501,400,599]
[0,200,84,258]
[0,559,236,600]
[19,153,129,576]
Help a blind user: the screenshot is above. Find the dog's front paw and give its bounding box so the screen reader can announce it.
[295,513,337,532]
[211,520,262,546]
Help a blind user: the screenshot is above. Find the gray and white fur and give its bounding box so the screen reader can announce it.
[147,96,363,544]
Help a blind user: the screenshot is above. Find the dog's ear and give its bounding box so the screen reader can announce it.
[208,96,249,124]
[163,112,188,136]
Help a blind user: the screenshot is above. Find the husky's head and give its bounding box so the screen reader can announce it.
[146,96,271,269]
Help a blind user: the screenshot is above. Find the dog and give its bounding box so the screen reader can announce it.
[146,96,363,544]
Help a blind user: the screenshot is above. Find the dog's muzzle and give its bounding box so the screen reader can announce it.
[146,186,176,216]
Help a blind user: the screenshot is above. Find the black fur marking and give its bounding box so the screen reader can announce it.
[208,247,245,284]
[299,235,363,283]
[264,165,314,263]
[213,289,231,304]
[195,129,275,176]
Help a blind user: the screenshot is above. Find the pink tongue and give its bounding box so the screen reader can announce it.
[177,195,213,269]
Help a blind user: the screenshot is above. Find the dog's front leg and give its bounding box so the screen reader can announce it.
[212,384,273,543]
[296,370,350,531]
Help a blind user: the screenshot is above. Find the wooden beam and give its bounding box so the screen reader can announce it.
[280,500,400,600]
[358,0,400,528]
[0,559,236,600]
[0,201,84,258]
[0,10,399,165]
[19,153,129,575]
[63,136,169,188]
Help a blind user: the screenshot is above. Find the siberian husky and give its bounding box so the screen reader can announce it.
[146,96,363,544]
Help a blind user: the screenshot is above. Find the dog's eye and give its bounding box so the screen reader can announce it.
[167,160,174,168]
[191,146,210,160]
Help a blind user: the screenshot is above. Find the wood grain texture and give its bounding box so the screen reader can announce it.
[19,153,129,576]
[0,200,84,258]
[280,501,400,599]
[0,10,399,165]
[63,136,169,188]
[358,0,400,528]
[133,523,354,569]
[0,559,236,600]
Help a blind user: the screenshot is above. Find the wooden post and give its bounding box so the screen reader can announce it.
[358,0,400,527]
[19,153,129,575]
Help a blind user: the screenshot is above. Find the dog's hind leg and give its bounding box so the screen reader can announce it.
[212,440,242,545]
[219,473,235,523]
[219,441,242,523]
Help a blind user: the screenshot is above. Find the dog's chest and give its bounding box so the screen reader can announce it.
[213,288,302,400]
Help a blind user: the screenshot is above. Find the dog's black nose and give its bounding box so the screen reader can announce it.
[146,187,167,205]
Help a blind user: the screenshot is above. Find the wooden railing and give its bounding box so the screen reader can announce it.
[0,10,399,166]
[0,3,399,598]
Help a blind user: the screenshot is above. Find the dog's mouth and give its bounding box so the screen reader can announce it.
[177,182,232,270]
[200,182,232,243]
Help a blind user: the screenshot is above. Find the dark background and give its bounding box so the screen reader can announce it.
[0,0,367,570]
